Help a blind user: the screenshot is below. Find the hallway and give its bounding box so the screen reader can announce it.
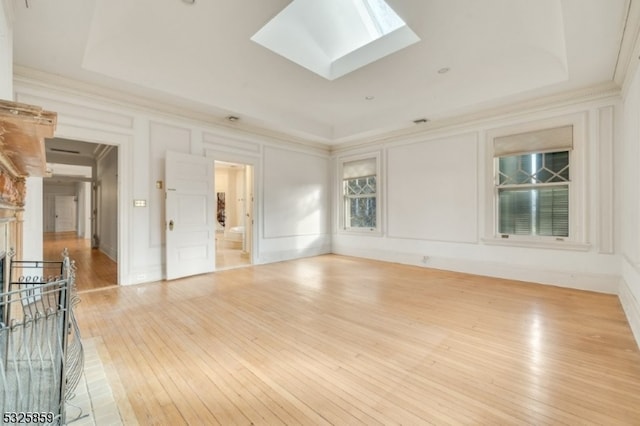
[43,232,117,292]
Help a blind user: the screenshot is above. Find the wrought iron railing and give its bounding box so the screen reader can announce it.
[0,249,83,425]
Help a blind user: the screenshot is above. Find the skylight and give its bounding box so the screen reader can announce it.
[251,0,420,80]
[357,0,405,36]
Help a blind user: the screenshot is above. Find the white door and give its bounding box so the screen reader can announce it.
[54,196,76,232]
[165,151,215,280]
[244,165,254,259]
[43,195,55,232]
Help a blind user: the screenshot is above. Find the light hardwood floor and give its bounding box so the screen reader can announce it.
[215,246,251,270]
[215,236,251,269]
[43,232,117,292]
[75,255,640,425]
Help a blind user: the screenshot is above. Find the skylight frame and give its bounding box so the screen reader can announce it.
[357,0,405,37]
[251,0,420,80]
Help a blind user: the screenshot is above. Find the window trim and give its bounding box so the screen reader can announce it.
[338,152,382,235]
[483,113,590,250]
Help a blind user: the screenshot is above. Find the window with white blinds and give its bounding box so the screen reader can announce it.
[341,156,378,231]
[495,126,572,238]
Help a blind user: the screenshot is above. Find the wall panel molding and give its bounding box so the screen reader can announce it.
[386,133,478,243]
[597,105,615,254]
[203,131,261,156]
[263,146,330,239]
[54,123,131,146]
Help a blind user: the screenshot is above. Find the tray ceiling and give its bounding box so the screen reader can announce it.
[11,0,632,145]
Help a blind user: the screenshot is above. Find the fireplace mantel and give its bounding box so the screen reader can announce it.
[0,99,57,263]
[0,99,57,211]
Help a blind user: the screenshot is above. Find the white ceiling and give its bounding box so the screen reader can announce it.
[11,0,634,145]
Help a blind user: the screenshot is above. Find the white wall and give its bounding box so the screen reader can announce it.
[387,133,478,243]
[227,168,242,228]
[619,57,640,346]
[97,147,118,261]
[263,146,330,238]
[233,168,244,228]
[77,181,92,239]
[205,133,332,265]
[13,65,633,353]
[333,97,620,295]
[215,168,228,194]
[22,177,42,261]
[0,0,13,99]
[13,77,332,284]
[213,166,243,228]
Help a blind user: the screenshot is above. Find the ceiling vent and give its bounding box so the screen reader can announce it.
[50,148,81,154]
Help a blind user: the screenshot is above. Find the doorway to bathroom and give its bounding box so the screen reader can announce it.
[214,161,254,269]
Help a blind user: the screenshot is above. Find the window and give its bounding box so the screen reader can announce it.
[493,124,576,241]
[497,151,569,236]
[341,156,379,232]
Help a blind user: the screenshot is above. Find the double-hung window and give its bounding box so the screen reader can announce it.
[494,125,573,240]
[341,156,379,232]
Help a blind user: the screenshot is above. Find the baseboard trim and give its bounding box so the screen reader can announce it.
[99,245,117,263]
[332,246,619,294]
[123,266,163,286]
[619,277,640,350]
[257,245,332,265]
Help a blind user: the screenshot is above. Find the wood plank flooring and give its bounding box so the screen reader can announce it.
[75,255,640,425]
[43,232,117,291]
[215,241,251,270]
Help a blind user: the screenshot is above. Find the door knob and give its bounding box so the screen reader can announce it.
[169,220,174,231]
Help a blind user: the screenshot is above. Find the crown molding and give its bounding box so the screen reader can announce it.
[13,66,622,157]
[12,66,332,154]
[615,0,640,90]
[331,81,621,154]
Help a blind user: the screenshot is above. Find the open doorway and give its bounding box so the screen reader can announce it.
[44,138,118,291]
[214,161,254,269]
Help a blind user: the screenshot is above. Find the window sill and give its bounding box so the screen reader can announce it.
[340,228,382,237]
[481,237,591,251]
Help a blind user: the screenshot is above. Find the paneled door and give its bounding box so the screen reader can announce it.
[165,151,215,280]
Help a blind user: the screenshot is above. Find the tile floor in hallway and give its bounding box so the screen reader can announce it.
[65,338,133,426]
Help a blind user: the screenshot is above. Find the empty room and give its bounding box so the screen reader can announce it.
[1,0,640,424]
